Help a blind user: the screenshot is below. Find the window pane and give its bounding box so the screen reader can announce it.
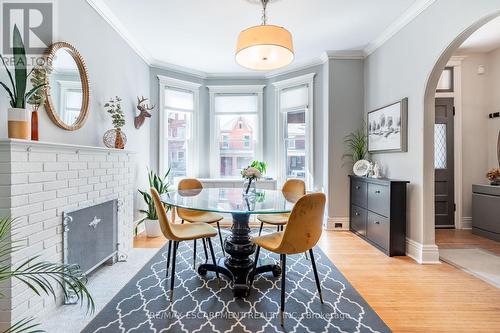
[165,88,194,110]
[434,123,447,169]
[217,114,257,178]
[215,95,258,113]
[166,110,191,181]
[66,90,82,109]
[281,85,308,109]
[285,110,306,179]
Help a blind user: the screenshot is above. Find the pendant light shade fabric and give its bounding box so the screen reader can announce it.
[236,24,294,71]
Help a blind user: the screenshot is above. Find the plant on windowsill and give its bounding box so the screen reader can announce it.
[0,25,47,140]
[103,96,127,149]
[137,168,172,237]
[0,216,94,333]
[241,160,267,196]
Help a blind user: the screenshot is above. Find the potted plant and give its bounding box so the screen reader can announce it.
[241,160,267,196]
[138,169,172,237]
[27,64,51,141]
[0,25,47,139]
[342,127,368,165]
[104,96,126,149]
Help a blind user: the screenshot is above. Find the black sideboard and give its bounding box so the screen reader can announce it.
[472,184,500,242]
[349,175,409,256]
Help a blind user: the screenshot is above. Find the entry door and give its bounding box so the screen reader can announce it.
[434,98,455,228]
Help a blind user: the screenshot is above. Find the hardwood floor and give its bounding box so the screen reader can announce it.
[436,228,500,255]
[134,230,500,333]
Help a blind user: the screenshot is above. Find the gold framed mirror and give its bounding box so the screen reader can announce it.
[44,42,90,131]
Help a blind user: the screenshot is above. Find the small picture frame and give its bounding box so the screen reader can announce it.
[368,98,408,153]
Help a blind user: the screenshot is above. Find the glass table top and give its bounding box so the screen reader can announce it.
[160,187,299,215]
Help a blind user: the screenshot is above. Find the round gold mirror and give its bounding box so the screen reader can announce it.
[44,42,90,131]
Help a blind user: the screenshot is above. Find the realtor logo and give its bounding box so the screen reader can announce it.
[2,1,53,54]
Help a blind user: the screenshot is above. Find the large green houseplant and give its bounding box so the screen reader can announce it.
[342,127,368,166]
[0,216,94,333]
[137,169,172,237]
[0,25,47,140]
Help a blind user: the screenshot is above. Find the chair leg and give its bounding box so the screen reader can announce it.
[216,221,225,256]
[193,239,197,269]
[280,254,286,327]
[277,225,280,232]
[207,237,221,287]
[181,220,184,224]
[248,245,261,293]
[258,222,264,236]
[309,249,323,304]
[202,238,209,261]
[304,251,309,261]
[169,241,178,302]
[165,240,172,278]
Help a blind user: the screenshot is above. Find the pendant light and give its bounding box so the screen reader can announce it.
[236,0,294,71]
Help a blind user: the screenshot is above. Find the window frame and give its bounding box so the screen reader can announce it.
[273,73,315,188]
[207,85,265,179]
[158,75,201,178]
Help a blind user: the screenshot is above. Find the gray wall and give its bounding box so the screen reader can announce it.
[0,0,151,218]
[364,0,500,247]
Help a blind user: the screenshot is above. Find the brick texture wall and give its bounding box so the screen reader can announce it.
[0,140,135,329]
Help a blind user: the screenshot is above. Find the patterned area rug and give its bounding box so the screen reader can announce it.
[83,231,390,333]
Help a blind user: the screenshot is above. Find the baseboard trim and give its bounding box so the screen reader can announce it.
[460,217,472,229]
[325,217,349,231]
[406,237,441,264]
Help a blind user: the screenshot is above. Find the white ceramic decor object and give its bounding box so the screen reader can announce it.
[353,159,371,177]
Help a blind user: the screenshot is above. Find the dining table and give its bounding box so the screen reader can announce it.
[160,187,298,297]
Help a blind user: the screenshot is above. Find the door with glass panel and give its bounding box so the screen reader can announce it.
[434,98,455,228]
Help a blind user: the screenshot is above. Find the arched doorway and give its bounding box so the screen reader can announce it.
[423,11,500,258]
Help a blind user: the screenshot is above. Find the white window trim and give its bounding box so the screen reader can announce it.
[158,75,201,177]
[207,85,265,178]
[57,80,82,125]
[273,73,315,188]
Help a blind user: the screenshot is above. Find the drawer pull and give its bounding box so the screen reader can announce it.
[375,221,380,224]
[355,212,359,216]
[375,190,381,194]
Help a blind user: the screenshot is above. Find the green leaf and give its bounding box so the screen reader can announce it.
[0,54,16,101]
[0,81,15,107]
[12,25,27,108]
[24,83,46,102]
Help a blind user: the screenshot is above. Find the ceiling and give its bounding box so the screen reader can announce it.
[458,16,500,54]
[91,0,428,74]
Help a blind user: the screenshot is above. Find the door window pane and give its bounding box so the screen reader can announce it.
[434,123,447,169]
[285,110,306,179]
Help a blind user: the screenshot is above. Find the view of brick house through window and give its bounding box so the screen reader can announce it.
[286,110,306,179]
[219,116,255,177]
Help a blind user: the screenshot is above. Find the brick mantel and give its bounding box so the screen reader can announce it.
[0,139,135,330]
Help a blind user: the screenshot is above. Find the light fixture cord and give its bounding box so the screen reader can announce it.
[261,0,269,25]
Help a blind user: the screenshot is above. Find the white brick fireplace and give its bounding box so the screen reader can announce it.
[0,139,135,329]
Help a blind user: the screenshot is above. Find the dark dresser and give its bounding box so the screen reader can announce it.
[472,184,500,242]
[349,175,409,256]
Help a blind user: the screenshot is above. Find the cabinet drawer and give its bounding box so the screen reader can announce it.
[367,212,389,250]
[368,183,390,217]
[350,205,367,236]
[351,179,367,207]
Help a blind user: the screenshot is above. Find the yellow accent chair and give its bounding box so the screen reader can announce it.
[249,192,326,327]
[151,188,220,302]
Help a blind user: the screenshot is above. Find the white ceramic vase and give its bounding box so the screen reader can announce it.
[144,219,163,238]
[8,107,30,139]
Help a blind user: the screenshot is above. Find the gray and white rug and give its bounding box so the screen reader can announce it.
[83,232,390,333]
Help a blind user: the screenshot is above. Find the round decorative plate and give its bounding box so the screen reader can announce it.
[353,160,370,177]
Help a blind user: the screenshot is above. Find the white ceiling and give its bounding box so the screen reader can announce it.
[458,16,500,54]
[92,0,426,74]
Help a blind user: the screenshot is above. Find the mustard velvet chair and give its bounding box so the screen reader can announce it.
[151,188,220,302]
[256,179,306,236]
[249,192,326,327]
[177,178,225,267]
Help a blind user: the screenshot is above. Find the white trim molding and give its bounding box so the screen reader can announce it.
[273,73,315,188]
[406,238,441,264]
[157,76,202,176]
[207,85,265,179]
[461,217,472,229]
[325,217,349,231]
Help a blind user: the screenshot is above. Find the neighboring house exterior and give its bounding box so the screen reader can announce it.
[219,116,254,177]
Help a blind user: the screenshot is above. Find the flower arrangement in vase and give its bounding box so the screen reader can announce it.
[103,96,127,149]
[486,168,500,186]
[241,160,267,196]
[27,64,51,141]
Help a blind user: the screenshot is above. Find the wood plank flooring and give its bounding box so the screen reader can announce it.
[134,229,500,333]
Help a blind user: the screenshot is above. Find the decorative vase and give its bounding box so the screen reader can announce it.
[144,219,162,238]
[8,108,30,140]
[243,178,257,197]
[31,110,39,141]
[103,128,127,149]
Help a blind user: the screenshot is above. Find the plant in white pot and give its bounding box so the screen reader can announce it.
[138,169,172,237]
[0,25,47,139]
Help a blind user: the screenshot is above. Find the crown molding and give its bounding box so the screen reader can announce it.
[364,0,437,56]
[151,59,208,79]
[86,0,153,65]
[322,50,366,61]
[264,57,325,79]
[157,75,202,89]
[272,73,316,89]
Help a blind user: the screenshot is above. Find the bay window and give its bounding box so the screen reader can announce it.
[159,76,201,182]
[208,85,264,178]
